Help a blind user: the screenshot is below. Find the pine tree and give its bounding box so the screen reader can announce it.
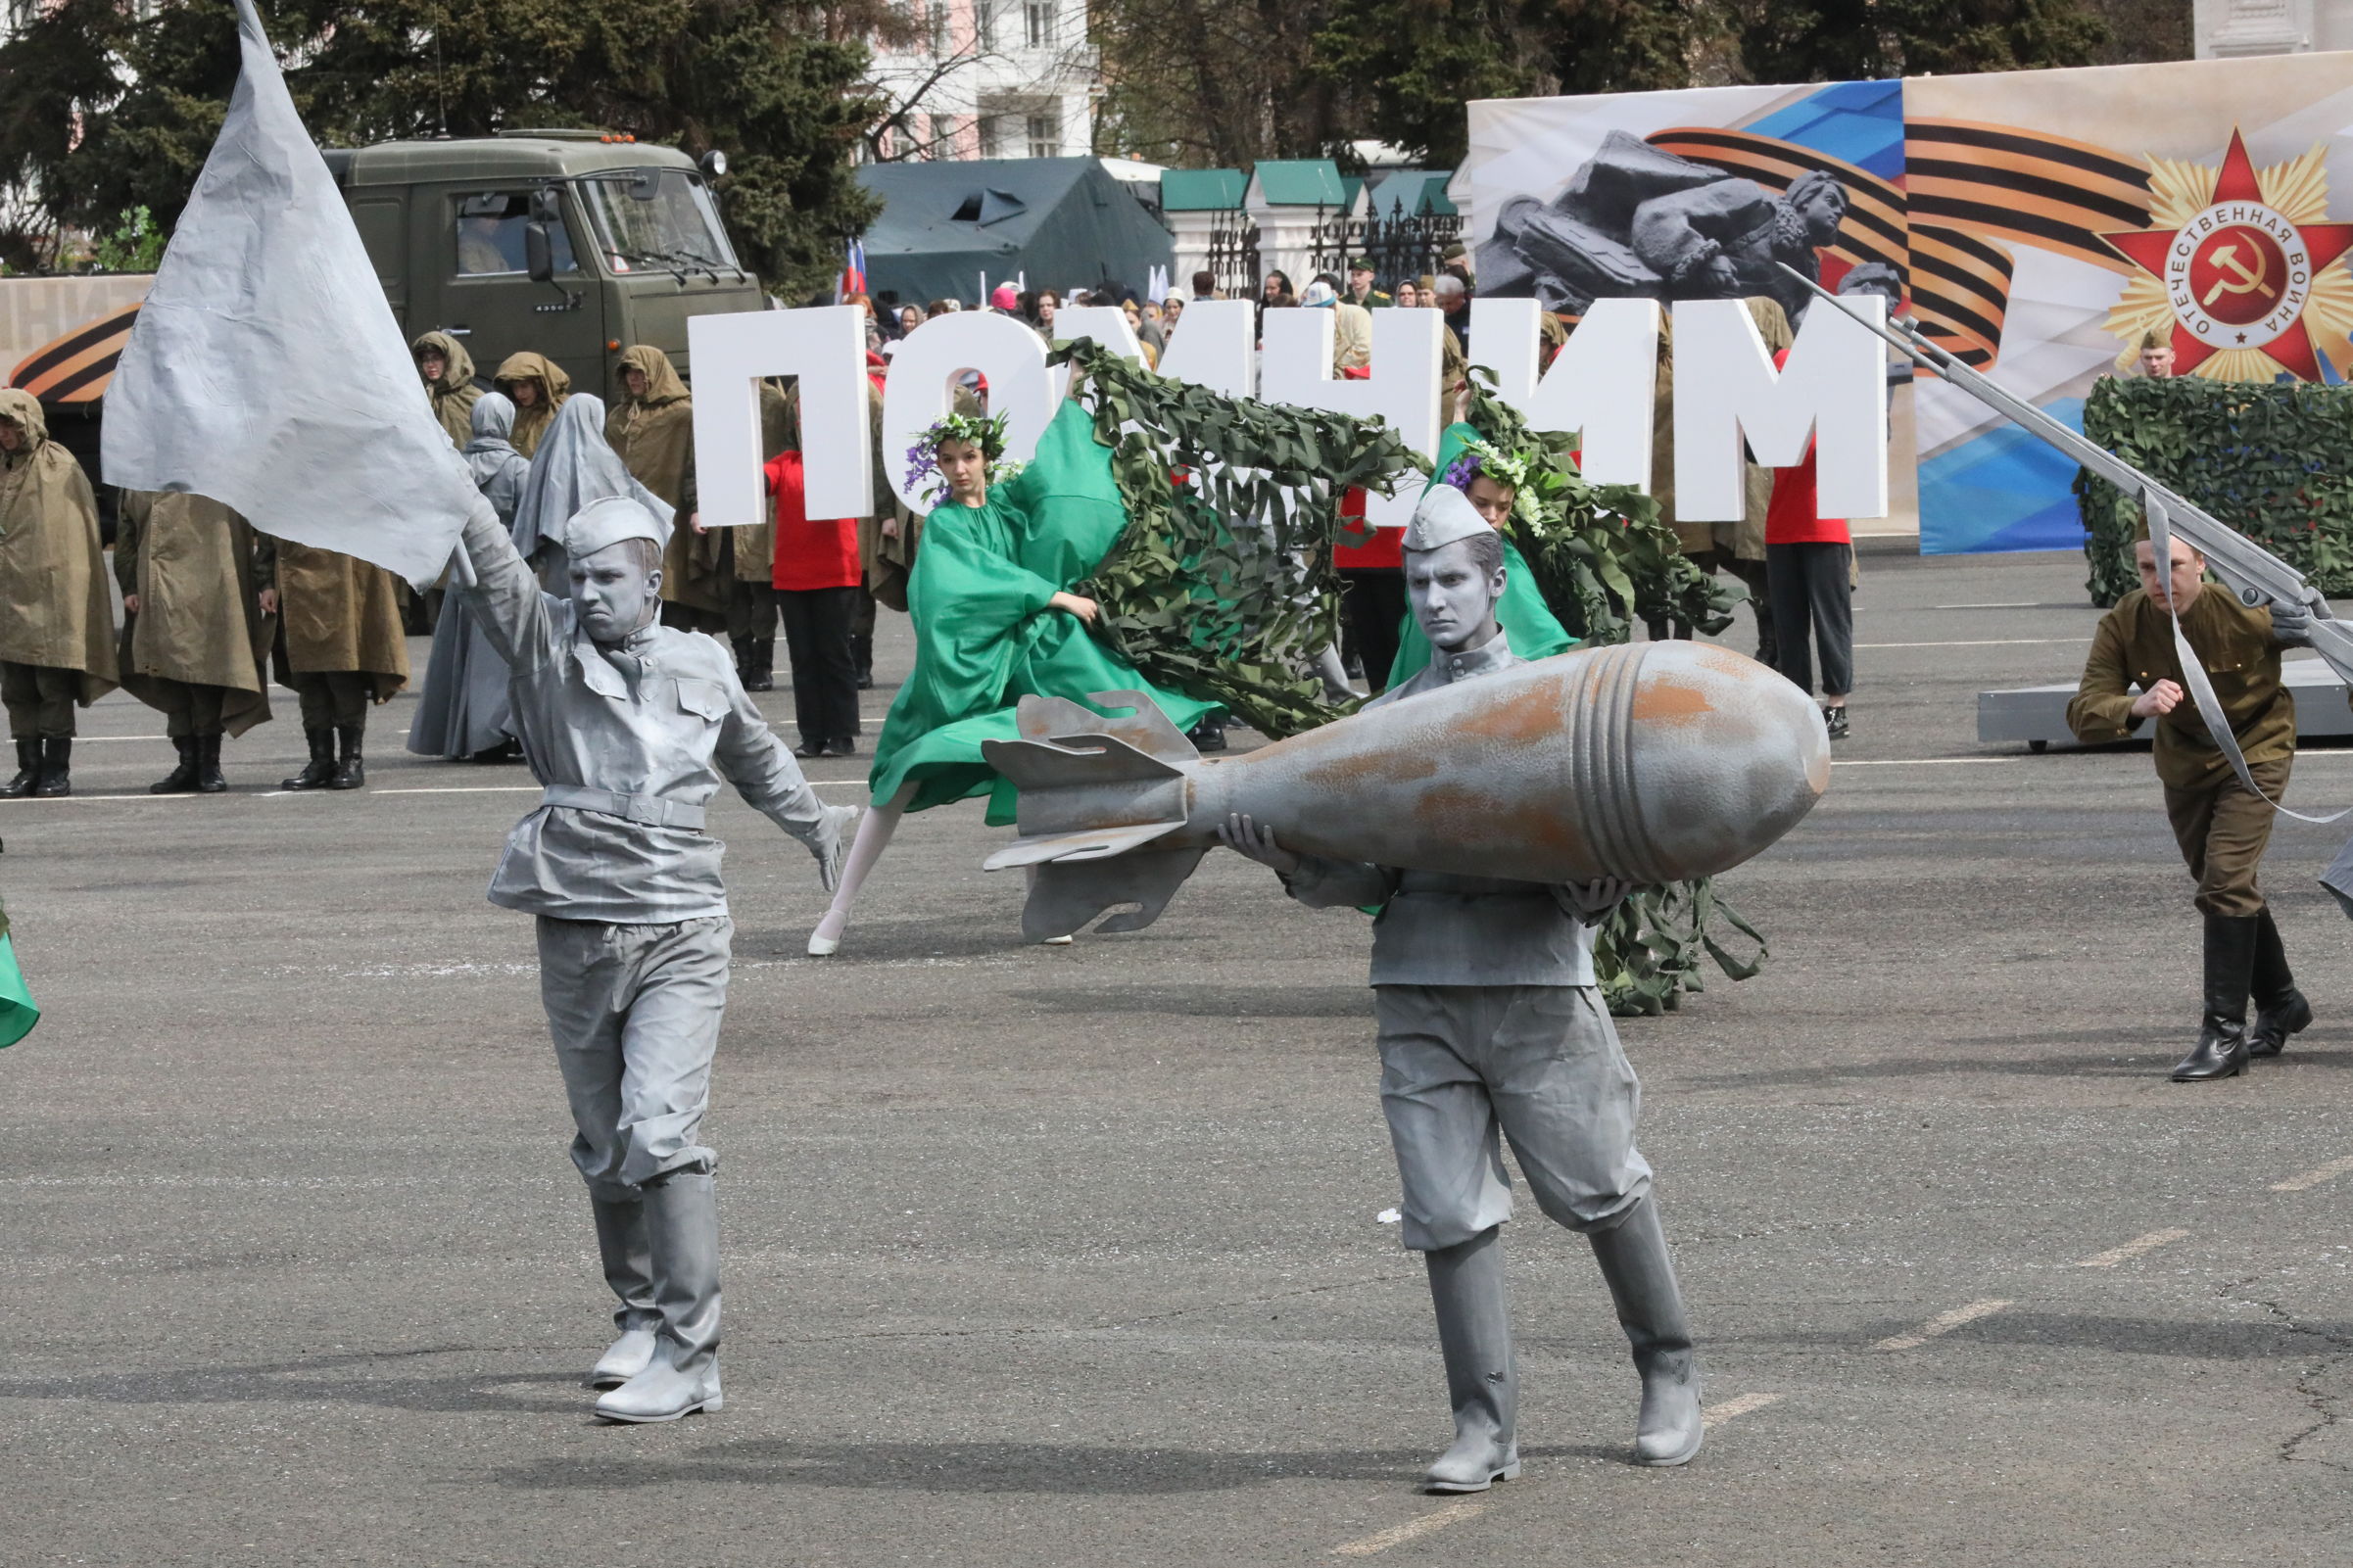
[0,0,882,295]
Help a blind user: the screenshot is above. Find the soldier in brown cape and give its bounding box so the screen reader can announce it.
[494,351,572,459]
[0,389,115,797]
[262,536,409,790]
[414,331,482,450]
[610,346,728,638]
[116,492,275,793]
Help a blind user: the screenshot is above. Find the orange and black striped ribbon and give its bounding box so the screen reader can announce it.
[10,303,141,405]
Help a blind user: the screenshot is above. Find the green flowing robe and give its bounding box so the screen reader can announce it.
[1386,421,1577,689]
[868,400,1219,818]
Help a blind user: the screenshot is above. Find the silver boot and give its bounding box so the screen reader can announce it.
[1420,1226,1520,1492]
[595,1170,722,1424]
[587,1198,660,1389]
[1589,1195,1703,1466]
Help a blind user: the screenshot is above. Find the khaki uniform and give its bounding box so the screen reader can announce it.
[263,536,410,730]
[2067,587,2299,917]
[0,389,115,736]
[114,492,274,738]
[494,351,572,459]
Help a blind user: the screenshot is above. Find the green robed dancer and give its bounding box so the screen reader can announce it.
[806,399,1219,955]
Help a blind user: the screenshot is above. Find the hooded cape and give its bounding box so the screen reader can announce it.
[464,392,530,526]
[608,346,719,616]
[0,390,117,697]
[495,352,572,459]
[414,331,483,450]
[265,535,410,698]
[511,394,670,578]
[114,491,274,736]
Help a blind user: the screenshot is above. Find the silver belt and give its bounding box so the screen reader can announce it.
[542,784,707,831]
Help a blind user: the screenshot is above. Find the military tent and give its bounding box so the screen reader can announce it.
[854,158,1175,307]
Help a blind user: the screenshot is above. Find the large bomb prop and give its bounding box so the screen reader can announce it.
[981,641,1831,941]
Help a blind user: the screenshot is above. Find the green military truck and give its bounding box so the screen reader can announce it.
[323,130,768,397]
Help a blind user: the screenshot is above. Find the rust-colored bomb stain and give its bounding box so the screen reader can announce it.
[1453,689,1566,747]
[1300,745,1441,790]
[1806,743,1831,796]
[1409,781,1592,872]
[1692,642,1761,679]
[1631,676,1715,725]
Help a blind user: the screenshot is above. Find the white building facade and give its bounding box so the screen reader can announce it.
[866,0,1098,163]
[2195,0,2353,54]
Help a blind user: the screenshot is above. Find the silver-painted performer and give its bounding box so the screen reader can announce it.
[1220,485,1703,1489]
[454,490,854,1423]
[408,392,530,761]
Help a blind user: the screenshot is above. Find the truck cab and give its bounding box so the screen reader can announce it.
[322,131,766,398]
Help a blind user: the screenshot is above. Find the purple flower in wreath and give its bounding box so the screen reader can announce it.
[1440,449,1484,491]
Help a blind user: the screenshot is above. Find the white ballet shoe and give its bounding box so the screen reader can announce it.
[807,911,847,956]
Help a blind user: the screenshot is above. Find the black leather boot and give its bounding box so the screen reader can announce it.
[31,736,70,797]
[0,737,41,797]
[281,726,337,790]
[2246,908,2311,1058]
[2173,913,2258,1081]
[329,724,366,789]
[149,735,198,794]
[1589,1195,1704,1466]
[1189,715,1228,754]
[192,732,227,793]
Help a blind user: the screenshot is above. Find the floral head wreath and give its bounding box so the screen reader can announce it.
[904,409,1021,504]
[1439,436,1541,528]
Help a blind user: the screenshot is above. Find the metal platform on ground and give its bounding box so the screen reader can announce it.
[1977,655,2353,750]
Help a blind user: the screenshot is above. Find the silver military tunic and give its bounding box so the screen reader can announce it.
[456,503,833,924]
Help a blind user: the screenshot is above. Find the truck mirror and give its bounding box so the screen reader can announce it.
[525,220,554,283]
[530,187,561,222]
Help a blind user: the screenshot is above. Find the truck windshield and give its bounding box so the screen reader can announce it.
[578,170,741,275]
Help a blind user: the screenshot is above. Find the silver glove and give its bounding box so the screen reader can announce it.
[2272,605,2317,648]
[808,803,860,892]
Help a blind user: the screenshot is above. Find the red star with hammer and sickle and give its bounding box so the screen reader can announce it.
[2101,128,2353,379]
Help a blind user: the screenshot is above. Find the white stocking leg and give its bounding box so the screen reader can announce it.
[807,784,913,955]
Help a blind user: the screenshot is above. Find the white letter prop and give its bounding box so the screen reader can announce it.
[1472,297,1660,492]
[1672,295,1889,523]
[1258,306,1442,527]
[1154,299,1256,398]
[689,306,872,529]
[1046,307,1144,403]
[881,312,1054,513]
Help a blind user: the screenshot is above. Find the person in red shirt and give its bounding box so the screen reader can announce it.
[764,448,865,757]
[1764,438,1851,738]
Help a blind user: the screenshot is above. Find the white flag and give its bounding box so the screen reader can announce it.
[102,0,477,585]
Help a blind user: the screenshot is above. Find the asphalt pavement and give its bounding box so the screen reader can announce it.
[9,547,2353,1566]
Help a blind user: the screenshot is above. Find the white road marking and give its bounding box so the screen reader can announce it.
[1327,1393,1783,1556]
[1330,1498,1491,1557]
[2076,1228,2189,1267]
[1935,601,2048,609]
[1854,638,2091,648]
[1874,1298,2013,1352]
[0,791,208,804]
[2271,1153,2353,1192]
[69,735,171,742]
[1703,1391,1782,1428]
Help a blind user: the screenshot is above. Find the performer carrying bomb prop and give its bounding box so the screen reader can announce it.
[2068,521,2318,1081]
[450,492,854,1421]
[1219,485,1705,1489]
